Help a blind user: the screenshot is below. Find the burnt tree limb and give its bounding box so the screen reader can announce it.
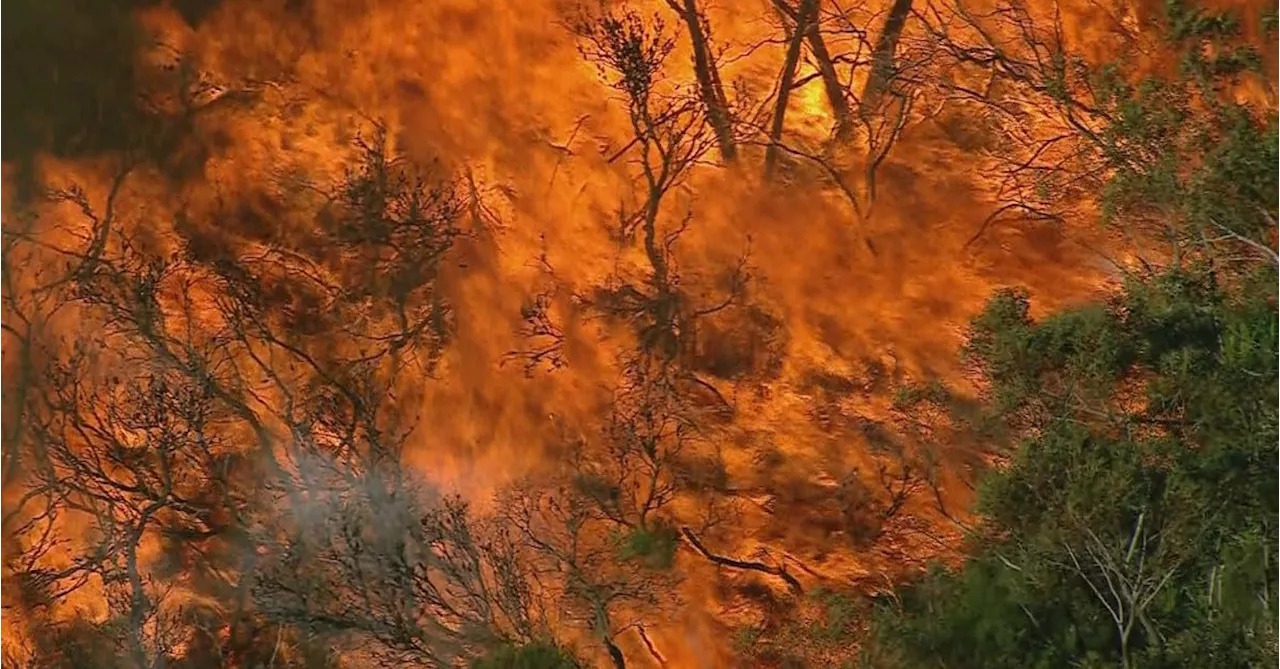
[680,526,804,594]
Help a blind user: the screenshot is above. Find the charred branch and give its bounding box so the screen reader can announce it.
[765,0,818,181]
[862,0,915,113]
[679,526,803,594]
[666,0,738,162]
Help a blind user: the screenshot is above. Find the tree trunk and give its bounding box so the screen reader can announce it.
[773,0,851,140]
[670,0,737,162]
[764,0,816,180]
[805,12,852,139]
[681,526,804,594]
[862,0,913,113]
[605,639,628,669]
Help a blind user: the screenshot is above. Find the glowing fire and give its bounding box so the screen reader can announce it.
[3,0,1272,666]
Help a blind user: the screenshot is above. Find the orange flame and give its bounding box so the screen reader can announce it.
[4,0,1272,666]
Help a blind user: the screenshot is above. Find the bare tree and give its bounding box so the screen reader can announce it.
[4,349,238,669]
[504,334,733,667]
[918,0,1102,245]
[861,0,915,112]
[255,438,544,666]
[764,0,819,180]
[574,4,751,409]
[1057,510,1185,669]
[737,0,932,218]
[501,477,676,669]
[843,0,935,208]
[2,160,139,488]
[573,364,694,534]
[508,19,788,659]
[662,0,739,162]
[923,0,1275,268]
[0,116,542,666]
[774,0,854,139]
[504,250,571,376]
[574,6,718,246]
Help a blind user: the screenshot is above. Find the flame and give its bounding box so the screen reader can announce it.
[3,0,1272,666]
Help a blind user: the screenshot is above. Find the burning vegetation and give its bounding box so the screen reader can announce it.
[2,0,1276,667]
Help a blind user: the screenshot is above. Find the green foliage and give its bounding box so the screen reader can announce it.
[1165,0,1242,43]
[1102,95,1277,257]
[1263,7,1279,36]
[891,380,951,411]
[732,625,764,655]
[735,588,865,667]
[868,17,1278,654]
[614,523,680,570]
[806,588,862,644]
[965,290,1135,420]
[471,641,582,669]
[866,265,1279,669]
[1092,1,1275,259]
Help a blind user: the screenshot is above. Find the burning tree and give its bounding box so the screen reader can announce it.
[0,125,569,667]
[921,0,1276,266]
[731,0,940,219]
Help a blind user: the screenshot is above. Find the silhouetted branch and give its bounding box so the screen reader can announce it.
[680,526,803,594]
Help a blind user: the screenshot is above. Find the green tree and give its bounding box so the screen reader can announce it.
[866,266,1278,668]
[930,0,1276,265]
[471,641,582,669]
[864,1,1277,665]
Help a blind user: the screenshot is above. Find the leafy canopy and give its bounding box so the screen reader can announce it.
[867,264,1277,668]
[864,1,1276,664]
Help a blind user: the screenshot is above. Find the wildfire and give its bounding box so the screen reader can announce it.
[3,0,1271,666]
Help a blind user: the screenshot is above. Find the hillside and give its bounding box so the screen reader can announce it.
[1,0,1275,667]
